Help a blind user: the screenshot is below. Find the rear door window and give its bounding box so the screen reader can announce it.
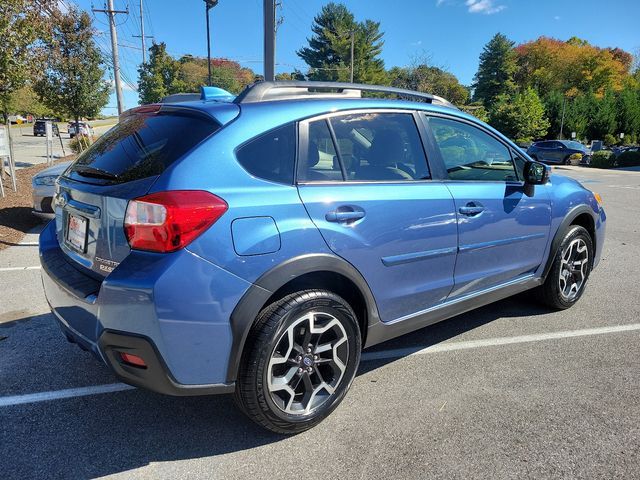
[67,109,218,184]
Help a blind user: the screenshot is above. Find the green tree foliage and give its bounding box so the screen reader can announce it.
[388,65,469,105]
[489,87,550,142]
[0,0,46,120]
[472,33,518,107]
[138,45,256,103]
[138,43,181,104]
[617,85,640,138]
[5,85,53,118]
[587,90,618,140]
[297,2,386,84]
[35,9,109,123]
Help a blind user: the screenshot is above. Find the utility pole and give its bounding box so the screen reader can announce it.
[93,0,128,115]
[204,0,219,86]
[263,0,275,81]
[559,95,567,140]
[132,0,153,64]
[350,30,355,83]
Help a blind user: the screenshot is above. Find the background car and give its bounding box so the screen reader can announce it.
[527,140,591,165]
[33,119,60,137]
[68,121,94,138]
[32,161,72,219]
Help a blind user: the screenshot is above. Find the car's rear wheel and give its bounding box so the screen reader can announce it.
[235,290,361,434]
[536,225,593,309]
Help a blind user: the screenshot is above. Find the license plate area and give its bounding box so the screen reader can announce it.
[66,213,88,253]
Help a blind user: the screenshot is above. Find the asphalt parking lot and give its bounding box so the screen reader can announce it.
[0,166,638,479]
[9,122,115,169]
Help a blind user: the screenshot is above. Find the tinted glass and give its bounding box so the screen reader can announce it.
[428,116,517,182]
[236,123,296,184]
[68,110,218,184]
[329,112,429,181]
[299,120,343,181]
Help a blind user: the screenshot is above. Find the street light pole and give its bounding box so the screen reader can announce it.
[350,30,355,83]
[204,0,219,86]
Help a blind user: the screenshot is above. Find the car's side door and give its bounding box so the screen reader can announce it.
[423,114,552,298]
[296,110,458,322]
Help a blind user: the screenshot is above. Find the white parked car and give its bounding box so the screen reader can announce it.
[32,161,72,219]
[68,122,94,138]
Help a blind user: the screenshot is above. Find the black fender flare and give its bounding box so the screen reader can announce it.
[226,253,381,382]
[541,204,597,281]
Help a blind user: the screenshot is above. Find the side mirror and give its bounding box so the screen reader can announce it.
[524,161,550,185]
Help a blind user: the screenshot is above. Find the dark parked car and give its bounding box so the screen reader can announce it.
[33,119,60,137]
[527,140,591,165]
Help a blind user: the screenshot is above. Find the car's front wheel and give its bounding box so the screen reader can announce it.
[537,225,594,309]
[235,290,361,434]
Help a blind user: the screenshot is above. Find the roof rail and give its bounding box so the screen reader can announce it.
[234,81,457,109]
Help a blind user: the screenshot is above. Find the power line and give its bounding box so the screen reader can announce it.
[92,0,129,113]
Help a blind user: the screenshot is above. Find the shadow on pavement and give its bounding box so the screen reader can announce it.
[0,294,553,478]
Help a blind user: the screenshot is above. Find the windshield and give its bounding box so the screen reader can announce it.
[566,141,585,151]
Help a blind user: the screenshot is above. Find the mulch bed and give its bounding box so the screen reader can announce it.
[0,157,74,251]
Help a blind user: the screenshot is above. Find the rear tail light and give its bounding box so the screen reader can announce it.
[124,190,227,253]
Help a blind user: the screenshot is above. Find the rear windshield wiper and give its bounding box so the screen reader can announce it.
[72,165,119,181]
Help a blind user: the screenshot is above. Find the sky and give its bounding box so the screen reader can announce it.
[68,0,640,114]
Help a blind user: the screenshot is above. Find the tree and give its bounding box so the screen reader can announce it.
[472,33,518,108]
[139,47,257,103]
[587,90,618,140]
[35,9,109,124]
[489,87,550,142]
[0,0,46,121]
[138,43,181,104]
[515,37,631,96]
[5,85,53,118]
[388,64,469,105]
[617,85,640,138]
[297,2,386,84]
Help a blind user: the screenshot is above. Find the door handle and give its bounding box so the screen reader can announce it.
[325,207,366,223]
[459,202,485,216]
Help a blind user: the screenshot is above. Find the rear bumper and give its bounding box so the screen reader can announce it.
[40,220,251,394]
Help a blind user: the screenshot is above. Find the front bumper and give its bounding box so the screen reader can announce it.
[32,190,55,219]
[40,220,250,394]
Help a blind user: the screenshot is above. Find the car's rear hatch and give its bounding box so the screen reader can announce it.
[54,105,225,279]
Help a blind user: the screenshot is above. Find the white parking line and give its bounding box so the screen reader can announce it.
[1,323,639,408]
[361,323,640,361]
[0,383,135,407]
[0,266,41,272]
[18,242,40,246]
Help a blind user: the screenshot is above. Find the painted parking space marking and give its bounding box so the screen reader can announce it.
[361,323,640,361]
[0,266,41,272]
[0,383,135,408]
[1,323,638,408]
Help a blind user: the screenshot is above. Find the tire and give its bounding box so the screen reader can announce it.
[563,155,572,165]
[235,289,361,434]
[536,225,594,309]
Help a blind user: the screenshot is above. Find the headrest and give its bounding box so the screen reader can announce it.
[368,129,405,166]
[308,140,320,168]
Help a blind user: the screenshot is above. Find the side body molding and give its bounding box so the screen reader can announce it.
[226,253,382,382]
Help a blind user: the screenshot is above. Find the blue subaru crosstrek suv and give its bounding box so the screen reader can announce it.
[40,81,606,433]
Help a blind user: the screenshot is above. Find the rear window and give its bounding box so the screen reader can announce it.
[235,124,296,184]
[68,110,218,184]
